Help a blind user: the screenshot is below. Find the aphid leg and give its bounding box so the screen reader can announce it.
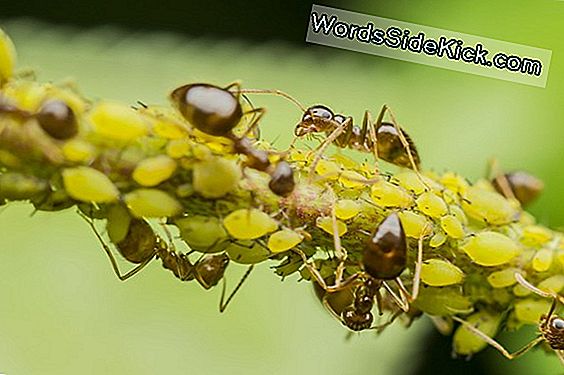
[219,264,254,313]
[78,211,153,281]
[514,272,564,305]
[308,117,352,181]
[452,316,544,360]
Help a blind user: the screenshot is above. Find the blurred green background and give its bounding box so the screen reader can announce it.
[0,0,563,374]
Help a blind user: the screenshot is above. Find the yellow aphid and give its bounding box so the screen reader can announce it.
[414,286,473,316]
[521,225,553,247]
[393,171,431,195]
[267,229,303,253]
[175,215,228,253]
[192,157,241,198]
[450,205,468,225]
[453,311,501,356]
[513,283,532,297]
[132,155,177,187]
[416,192,448,218]
[440,215,465,239]
[4,81,47,111]
[338,170,367,189]
[487,268,519,288]
[225,240,271,264]
[153,120,187,139]
[315,159,340,179]
[519,211,536,226]
[440,172,469,194]
[514,299,551,324]
[335,200,361,220]
[89,102,149,141]
[371,180,413,208]
[421,259,464,286]
[460,231,520,266]
[62,167,119,203]
[461,187,517,225]
[330,153,357,169]
[537,275,564,294]
[532,248,553,273]
[62,139,96,163]
[223,209,278,240]
[106,204,132,244]
[288,149,307,162]
[0,29,16,83]
[316,216,348,237]
[398,211,432,238]
[124,189,182,217]
[429,231,447,248]
[166,139,191,159]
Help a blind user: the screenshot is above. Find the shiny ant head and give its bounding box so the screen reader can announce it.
[541,314,564,350]
[170,83,243,137]
[295,105,335,137]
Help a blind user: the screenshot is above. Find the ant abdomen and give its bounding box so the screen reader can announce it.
[116,218,158,264]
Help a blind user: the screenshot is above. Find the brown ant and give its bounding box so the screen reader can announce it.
[487,159,544,207]
[79,211,252,312]
[453,273,564,365]
[170,82,295,197]
[299,211,426,331]
[233,88,423,186]
[0,97,78,140]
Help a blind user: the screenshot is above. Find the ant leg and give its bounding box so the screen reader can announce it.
[369,309,403,333]
[382,281,409,312]
[78,211,153,281]
[219,265,254,313]
[381,105,421,173]
[308,117,352,181]
[224,81,242,94]
[452,316,544,360]
[487,158,517,201]
[292,248,359,293]
[236,88,307,112]
[328,191,348,283]
[409,228,427,302]
[514,273,564,305]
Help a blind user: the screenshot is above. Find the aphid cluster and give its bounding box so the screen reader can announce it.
[1,28,563,365]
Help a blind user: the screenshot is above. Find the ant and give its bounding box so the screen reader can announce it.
[79,210,252,312]
[0,97,78,140]
[170,82,295,197]
[453,273,564,365]
[233,88,421,173]
[298,211,426,331]
[487,159,544,207]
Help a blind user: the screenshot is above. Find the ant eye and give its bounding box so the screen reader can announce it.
[552,318,564,330]
[307,105,333,120]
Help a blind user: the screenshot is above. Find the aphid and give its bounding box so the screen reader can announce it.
[80,211,252,312]
[453,273,564,364]
[0,98,78,140]
[299,212,426,332]
[170,82,295,196]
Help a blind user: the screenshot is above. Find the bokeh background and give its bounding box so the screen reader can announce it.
[0,0,563,374]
